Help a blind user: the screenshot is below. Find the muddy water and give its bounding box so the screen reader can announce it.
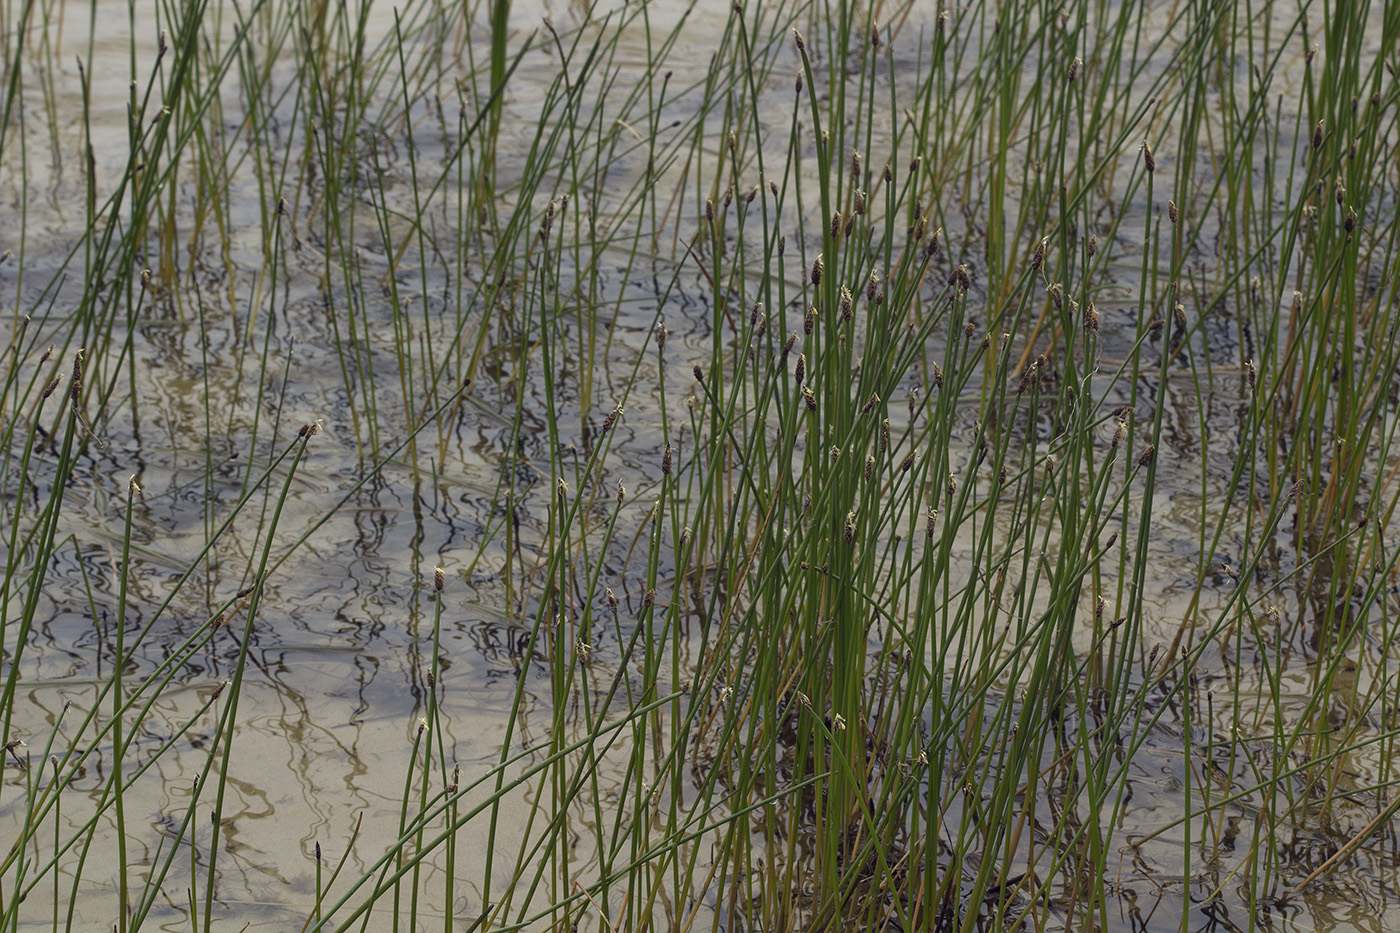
[2,0,1399,930]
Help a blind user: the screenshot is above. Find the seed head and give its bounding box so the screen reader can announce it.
[662,443,673,474]
[880,419,890,454]
[601,403,623,432]
[899,450,916,473]
[949,264,971,293]
[1312,120,1324,150]
[850,150,861,179]
[802,385,817,412]
[860,391,880,414]
[1137,444,1155,467]
[1173,303,1187,330]
[557,477,568,499]
[854,188,866,215]
[883,162,893,183]
[1142,140,1155,173]
[794,353,806,385]
[1031,238,1046,270]
[844,510,857,544]
[932,361,944,388]
[925,227,941,258]
[840,286,853,321]
[616,480,625,505]
[434,567,445,591]
[1084,301,1099,332]
[1168,200,1178,224]
[865,454,875,480]
[1068,56,1081,82]
[793,27,805,51]
[811,254,823,286]
[606,588,618,613]
[926,508,937,538]
[693,364,704,384]
[1087,233,1098,257]
[778,234,786,256]
[782,331,798,361]
[804,305,815,334]
[656,323,668,352]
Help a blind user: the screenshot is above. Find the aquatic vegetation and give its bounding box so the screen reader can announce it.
[1,0,1399,930]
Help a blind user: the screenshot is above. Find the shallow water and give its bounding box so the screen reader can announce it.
[2,0,1400,930]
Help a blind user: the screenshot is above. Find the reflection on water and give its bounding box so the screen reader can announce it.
[2,0,1400,930]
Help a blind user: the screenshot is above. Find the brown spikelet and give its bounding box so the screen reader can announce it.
[1142,141,1155,173]
[693,364,705,384]
[949,265,971,292]
[793,28,805,51]
[1068,56,1081,82]
[899,450,916,473]
[867,271,879,302]
[932,361,944,388]
[434,567,445,591]
[880,419,889,454]
[782,332,798,362]
[1137,444,1155,467]
[860,391,880,414]
[925,509,936,538]
[1312,120,1324,150]
[811,254,823,286]
[865,455,875,480]
[1084,301,1099,332]
[794,353,806,385]
[802,385,817,412]
[656,323,668,351]
[662,443,673,474]
[1087,234,1098,257]
[804,305,815,334]
[1168,200,1178,224]
[69,349,84,402]
[840,286,853,321]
